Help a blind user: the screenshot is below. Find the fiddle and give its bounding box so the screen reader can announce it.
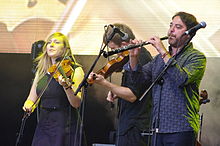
[88,51,129,84]
[48,58,74,87]
[98,50,129,78]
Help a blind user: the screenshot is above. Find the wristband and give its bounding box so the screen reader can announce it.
[23,99,34,108]
[23,99,34,112]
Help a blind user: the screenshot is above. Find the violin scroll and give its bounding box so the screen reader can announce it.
[199,89,210,105]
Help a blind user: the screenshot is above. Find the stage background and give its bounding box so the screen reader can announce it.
[0,0,220,146]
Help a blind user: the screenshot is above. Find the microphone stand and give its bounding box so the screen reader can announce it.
[15,112,31,146]
[139,35,192,146]
[139,60,173,101]
[74,25,116,146]
[139,58,174,146]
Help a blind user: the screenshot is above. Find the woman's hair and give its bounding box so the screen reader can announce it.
[35,32,76,80]
[103,23,135,46]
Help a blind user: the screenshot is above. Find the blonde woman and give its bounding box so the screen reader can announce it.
[23,32,84,146]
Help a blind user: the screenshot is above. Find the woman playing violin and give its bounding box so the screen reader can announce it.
[22,32,84,146]
[89,23,153,146]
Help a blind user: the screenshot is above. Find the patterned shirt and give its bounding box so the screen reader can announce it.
[125,43,206,133]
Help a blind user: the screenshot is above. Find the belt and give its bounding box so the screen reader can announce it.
[41,106,66,111]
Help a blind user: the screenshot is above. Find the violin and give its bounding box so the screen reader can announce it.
[88,51,129,84]
[48,59,73,82]
[99,51,129,78]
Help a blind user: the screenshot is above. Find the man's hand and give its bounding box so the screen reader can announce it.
[88,72,105,85]
[129,39,142,70]
[148,36,167,55]
[106,91,117,102]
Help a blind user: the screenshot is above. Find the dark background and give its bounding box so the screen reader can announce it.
[0,53,220,146]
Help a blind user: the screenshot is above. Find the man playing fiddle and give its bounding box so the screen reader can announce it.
[89,23,152,146]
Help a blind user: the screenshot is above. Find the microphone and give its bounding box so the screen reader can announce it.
[110,24,129,40]
[184,21,206,35]
[103,36,168,58]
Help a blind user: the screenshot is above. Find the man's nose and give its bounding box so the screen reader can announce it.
[169,26,175,33]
